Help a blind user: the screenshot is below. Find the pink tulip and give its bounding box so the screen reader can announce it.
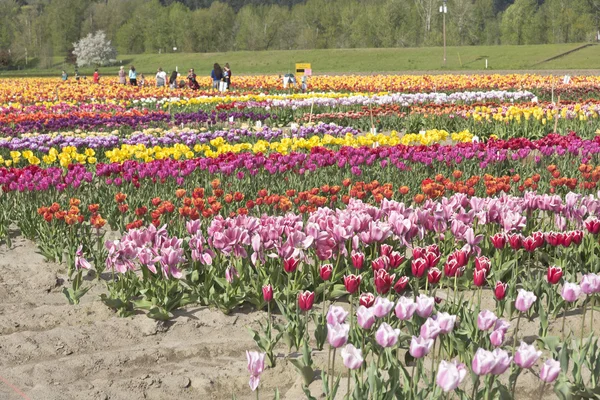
[75,245,92,271]
[494,319,510,332]
[490,348,512,375]
[420,317,442,340]
[539,359,561,383]
[319,264,333,281]
[477,310,498,331]
[515,289,537,312]
[341,344,363,370]
[472,348,496,376]
[416,294,435,318]
[262,284,273,302]
[395,296,417,320]
[436,359,467,392]
[373,296,394,318]
[490,329,505,347]
[246,351,266,391]
[327,305,349,325]
[409,336,434,358]
[375,322,401,347]
[581,273,600,294]
[561,282,582,303]
[356,305,376,329]
[514,342,542,369]
[435,312,456,334]
[225,265,239,283]
[327,323,349,348]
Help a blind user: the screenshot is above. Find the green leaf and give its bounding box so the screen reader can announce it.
[147,306,173,321]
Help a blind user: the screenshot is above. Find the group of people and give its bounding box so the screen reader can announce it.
[62,63,233,90]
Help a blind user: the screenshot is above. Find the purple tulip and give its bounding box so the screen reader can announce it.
[376,323,401,348]
[436,359,467,392]
[514,342,542,369]
[490,349,512,375]
[395,296,417,320]
[327,323,350,348]
[373,296,394,318]
[420,317,442,340]
[472,348,497,376]
[539,359,561,383]
[561,282,582,303]
[327,305,349,325]
[435,312,457,334]
[409,336,434,358]
[477,310,498,331]
[581,273,600,294]
[415,294,435,318]
[246,351,266,391]
[356,305,375,329]
[341,344,363,370]
[515,289,537,312]
[490,329,505,347]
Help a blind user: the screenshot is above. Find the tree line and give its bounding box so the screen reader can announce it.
[1,0,599,68]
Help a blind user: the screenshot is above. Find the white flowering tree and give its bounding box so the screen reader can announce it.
[72,31,116,68]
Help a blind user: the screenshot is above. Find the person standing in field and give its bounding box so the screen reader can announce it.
[129,65,137,86]
[301,74,308,93]
[224,63,232,89]
[188,69,200,90]
[169,71,178,89]
[211,63,223,90]
[93,69,100,84]
[139,74,145,87]
[155,67,167,88]
[118,66,127,85]
[61,70,68,81]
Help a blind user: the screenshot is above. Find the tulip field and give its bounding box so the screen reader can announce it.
[2,74,600,400]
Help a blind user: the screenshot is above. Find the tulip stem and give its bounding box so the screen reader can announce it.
[561,305,567,343]
[591,295,594,335]
[486,375,495,400]
[512,313,522,356]
[538,382,546,400]
[331,348,337,395]
[346,368,351,400]
[580,301,587,349]
[430,338,436,382]
[256,387,259,400]
[411,363,416,397]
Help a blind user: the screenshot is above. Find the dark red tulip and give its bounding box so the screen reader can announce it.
[343,274,361,294]
[412,246,425,260]
[427,267,442,285]
[490,233,506,249]
[298,291,315,311]
[262,284,273,302]
[371,256,389,272]
[393,276,410,294]
[585,218,600,234]
[374,269,395,294]
[380,244,393,257]
[411,257,428,278]
[508,234,522,250]
[473,269,487,287]
[494,281,508,300]
[283,257,300,273]
[475,256,491,273]
[424,251,441,268]
[547,266,563,285]
[359,292,375,308]
[351,251,365,270]
[522,236,538,252]
[571,230,583,245]
[320,264,333,281]
[388,251,405,269]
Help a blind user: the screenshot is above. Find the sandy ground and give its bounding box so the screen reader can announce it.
[1,236,596,400]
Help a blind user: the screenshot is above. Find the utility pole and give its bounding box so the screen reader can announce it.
[440,0,447,66]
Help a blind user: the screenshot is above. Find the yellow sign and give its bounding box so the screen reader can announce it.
[295,63,312,77]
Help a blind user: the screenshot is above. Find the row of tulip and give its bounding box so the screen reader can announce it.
[2,75,598,106]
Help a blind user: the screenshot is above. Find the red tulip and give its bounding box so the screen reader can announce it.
[283,257,300,273]
[374,269,395,294]
[452,249,469,268]
[585,218,600,234]
[412,246,425,260]
[371,256,389,272]
[359,292,375,308]
[494,281,508,300]
[320,264,333,281]
[388,251,405,269]
[411,258,428,278]
[490,233,506,249]
[351,251,365,270]
[262,284,273,302]
[380,244,393,257]
[344,274,361,294]
[522,236,538,252]
[473,269,487,287]
[475,256,491,273]
[298,291,315,311]
[508,234,523,250]
[444,258,460,277]
[393,276,410,294]
[560,233,572,248]
[571,230,583,245]
[547,266,563,285]
[545,232,560,247]
[426,244,440,258]
[532,231,545,248]
[427,267,442,285]
[424,250,441,268]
